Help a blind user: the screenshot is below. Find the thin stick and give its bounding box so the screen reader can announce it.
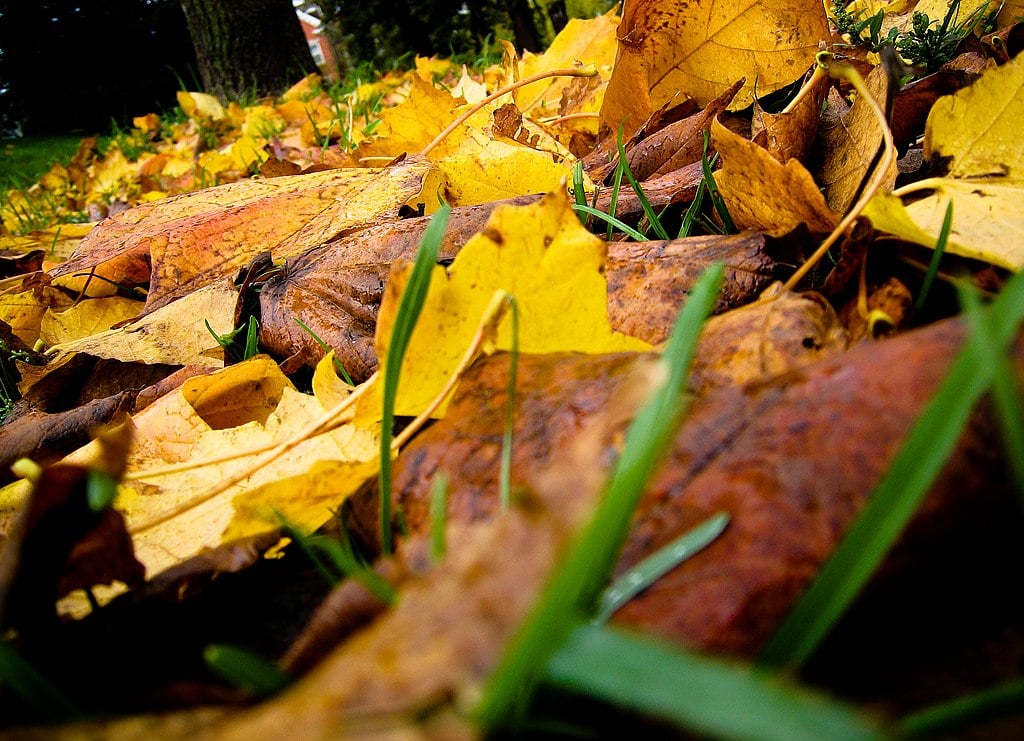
[419,66,597,157]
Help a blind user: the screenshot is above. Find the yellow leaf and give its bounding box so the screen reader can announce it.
[601,0,829,134]
[39,296,143,347]
[176,90,226,121]
[353,76,462,162]
[44,281,238,368]
[363,189,650,420]
[925,51,1024,179]
[0,285,73,347]
[118,356,376,576]
[712,118,840,236]
[864,180,1024,270]
[222,459,378,541]
[312,351,354,411]
[865,54,1024,269]
[438,137,573,206]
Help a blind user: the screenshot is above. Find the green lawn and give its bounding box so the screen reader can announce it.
[0,135,87,188]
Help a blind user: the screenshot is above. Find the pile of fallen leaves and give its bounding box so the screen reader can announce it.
[1,0,1024,737]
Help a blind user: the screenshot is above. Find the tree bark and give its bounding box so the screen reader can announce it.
[180,0,317,100]
[509,0,543,52]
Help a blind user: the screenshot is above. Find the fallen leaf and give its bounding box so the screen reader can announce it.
[711,118,840,235]
[753,67,830,164]
[601,0,829,134]
[39,296,143,347]
[864,53,1024,268]
[362,189,650,420]
[818,64,898,214]
[48,157,445,312]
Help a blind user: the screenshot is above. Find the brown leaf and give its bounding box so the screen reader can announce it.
[377,316,1009,660]
[752,66,829,164]
[623,79,744,181]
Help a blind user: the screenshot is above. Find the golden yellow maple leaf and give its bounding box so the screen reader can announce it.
[177,90,226,121]
[362,188,651,421]
[601,0,829,135]
[864,53,1024,269]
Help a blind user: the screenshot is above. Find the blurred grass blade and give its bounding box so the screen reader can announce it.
[615,127,669,240]
[203,644,291,697]
[500,296,520,512]
[896,677,1024,738]
[595,512,729,624]
[308,533,397,604]
[0,640,80,719]
[572,204,647,241]
[760,269,1024,669]
[379,202,451,554]
[914,200,953,312]
[475,263,725,728]
[959,285,1024,497]
[430,470,449,562]
[547,624,882,741]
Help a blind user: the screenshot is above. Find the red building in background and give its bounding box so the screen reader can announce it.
[296,9,339,79]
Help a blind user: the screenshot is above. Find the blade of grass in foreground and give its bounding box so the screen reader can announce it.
[0,640,80,719]
[760,268,1024,669]
[203,644,291,697]
[896,677,1024,738]
[378,203,451,555]
[547,624,882,741]
[475,263,725,728]
[959,284,1024,498]
[594,511,729,624]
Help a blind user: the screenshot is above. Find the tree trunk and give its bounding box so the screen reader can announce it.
[547,0,569,33]
[180,0,317,100]
[509,0,543,52]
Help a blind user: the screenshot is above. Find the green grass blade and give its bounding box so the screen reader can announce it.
[594,512,729,624]
[0,640,80,719]
[914,200,953,311]
[294,317,355,385]
[571,161,589,226]
[475,263,725,728]
[606,164,624,241]
[547,624,882,741]
[86,470,119,512]
[203,644,291,697]
[307,534,397,604]
[896,677,1024,738]
[959,284,1024,498]
[615,127,670,240]
[429,471,449,562]
[500,296,520,512]
[243,315,260,360]
[572,204,648,241]
[760,269,1024,669]
[701,131,735,233]
[379,203,451,554]
[678,177,707,238]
